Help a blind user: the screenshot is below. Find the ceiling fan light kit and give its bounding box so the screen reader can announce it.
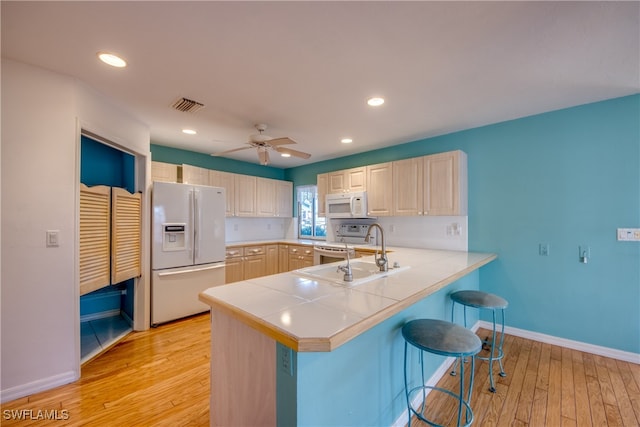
[212,123,311,166]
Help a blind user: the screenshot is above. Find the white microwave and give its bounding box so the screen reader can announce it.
[325,191,369,218]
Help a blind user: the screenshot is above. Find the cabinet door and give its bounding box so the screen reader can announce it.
[244,255,266,279]
[182,164,210,185]
[393,157,424,216]
[210,170,235,217]
[151,161,178,183]
[423,150,467,216]
[317,173,328,217]
[256,178,277,217]
[278,245,289,272]
[328,171,347,193]
[234,175,257,217]
[275,181,293,217]
[224,257,244,284]
[366,163,393,216]
[346,167,366,192]
[265,244,279,276]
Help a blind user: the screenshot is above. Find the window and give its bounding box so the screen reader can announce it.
[297,185,326,239]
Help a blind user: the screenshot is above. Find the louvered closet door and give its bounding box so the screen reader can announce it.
[111,187,142,284]
[79,184,111,296]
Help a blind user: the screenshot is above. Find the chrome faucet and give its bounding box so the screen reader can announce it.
[336,243,353,282]
[365,223,388,272]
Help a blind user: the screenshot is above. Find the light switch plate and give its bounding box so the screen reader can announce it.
[617,228,640,241]
[46,230,60,247]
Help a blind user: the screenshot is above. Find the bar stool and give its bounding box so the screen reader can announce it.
[402,319,481,427]
[450,290,508,393]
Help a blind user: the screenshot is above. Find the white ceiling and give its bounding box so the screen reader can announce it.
[2,1,639,168]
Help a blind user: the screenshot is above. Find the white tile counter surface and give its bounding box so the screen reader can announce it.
[199,247,496,352]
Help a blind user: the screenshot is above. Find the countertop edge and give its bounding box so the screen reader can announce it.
[200,252,497,353]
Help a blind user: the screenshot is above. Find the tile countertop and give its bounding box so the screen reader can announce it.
[199,248,497,352]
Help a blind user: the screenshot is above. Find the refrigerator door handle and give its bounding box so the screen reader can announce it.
[193,189,200,259]
[157,263,226,277]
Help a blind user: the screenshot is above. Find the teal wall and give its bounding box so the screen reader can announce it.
[150,143,285,180]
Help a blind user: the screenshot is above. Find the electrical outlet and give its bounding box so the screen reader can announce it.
[617,228,640,241]
[279,345,294,376]
[538,243,549,256]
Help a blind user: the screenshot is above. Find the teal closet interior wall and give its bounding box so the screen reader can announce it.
[287,95,640,354]
[150,143,285,180]
[80,136,136,320]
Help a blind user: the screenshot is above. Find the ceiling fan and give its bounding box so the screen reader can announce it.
[212,124,311,166]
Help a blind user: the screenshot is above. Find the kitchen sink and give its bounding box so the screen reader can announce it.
[294,260,410,286]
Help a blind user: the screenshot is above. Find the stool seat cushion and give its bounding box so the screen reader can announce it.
[451,290,508,309]
[402,319,481,357]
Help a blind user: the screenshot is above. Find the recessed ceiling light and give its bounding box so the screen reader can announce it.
[280,153,291,158]
[97,51,127,68]
[367,97,385,107]
[182,129,197,135]
[341,138,353,144]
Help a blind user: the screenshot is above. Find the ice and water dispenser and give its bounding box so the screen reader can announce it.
[162,223,187,251]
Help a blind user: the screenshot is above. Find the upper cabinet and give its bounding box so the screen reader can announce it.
[151,161,179,183]
[275,180,293,217]
[392,150,467,216]
[328,166,366,193]
[234,174,257,217]
[366,162,393,216]
[318,150,468,218]
[181,164,210,185]
[423,150,467,216]
[209,170,235,217]
[256,177,277,217]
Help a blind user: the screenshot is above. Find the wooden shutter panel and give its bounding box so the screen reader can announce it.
[79,184,111,296]
[111,187,142,284]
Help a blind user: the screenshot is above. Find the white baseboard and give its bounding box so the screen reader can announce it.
[478,320,640,364]
[0,370,78,404]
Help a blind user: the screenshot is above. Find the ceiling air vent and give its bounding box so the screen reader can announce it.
[171,97,205,113]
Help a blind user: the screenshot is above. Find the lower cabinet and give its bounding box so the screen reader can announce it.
[288,245,314,270]
[278,244,289,273]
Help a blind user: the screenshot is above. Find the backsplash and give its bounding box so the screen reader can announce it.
[225,217,297,243]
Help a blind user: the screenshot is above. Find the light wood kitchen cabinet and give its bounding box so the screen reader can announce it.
[243,245,267,280]
[328,166,366,194]
[392,157,423,216]
[278,244,289,272]
[224,247,245,284]
[181,164,210,185]
[366,162,393,216]
[209,170,235,217]
[265,244,279,276]
[234,175,257,217]
[275,180,293,217]
[392,151,467,216]
[256,177,277,217]
[423,150,467,216]
[288,245,314,270]
[317,173,328,217]
[151,161,179,183]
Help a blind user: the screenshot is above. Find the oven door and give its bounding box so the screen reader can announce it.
[314,246,355,265]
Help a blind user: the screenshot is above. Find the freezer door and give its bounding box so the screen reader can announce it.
[151,262,225,325]
[193,185,226,265]
[152,182,194,269]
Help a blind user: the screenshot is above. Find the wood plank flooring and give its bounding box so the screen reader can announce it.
[2,317,638,426]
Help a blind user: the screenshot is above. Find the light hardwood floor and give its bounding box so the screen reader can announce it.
[2,316,638,426]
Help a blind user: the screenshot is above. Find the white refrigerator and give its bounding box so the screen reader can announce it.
[151,181,226,325]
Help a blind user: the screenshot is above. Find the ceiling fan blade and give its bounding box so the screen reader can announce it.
[267,137,297,146]
[275,146,311,159]
[211,145,252,156]
[258,148,270,165]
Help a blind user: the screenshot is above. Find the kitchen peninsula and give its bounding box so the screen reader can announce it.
[199,247,496,426]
